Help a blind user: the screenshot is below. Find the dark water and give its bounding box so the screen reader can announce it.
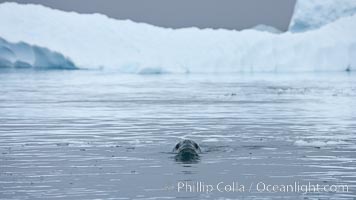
[0,70,356,199]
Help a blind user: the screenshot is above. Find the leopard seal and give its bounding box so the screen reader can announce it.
[173,140,201,162]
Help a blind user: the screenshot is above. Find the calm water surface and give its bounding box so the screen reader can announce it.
[0,70,356,199]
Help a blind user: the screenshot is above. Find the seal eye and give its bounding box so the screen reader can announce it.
[194,143,199,149]
[175,143,180,149]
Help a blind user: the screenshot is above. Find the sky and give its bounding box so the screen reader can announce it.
[0,0,296,31]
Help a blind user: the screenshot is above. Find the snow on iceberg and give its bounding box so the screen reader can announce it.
[289,0,356,32]
[0,37,76,69]
[0,2,355,73]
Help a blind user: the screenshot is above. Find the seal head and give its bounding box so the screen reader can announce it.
[173,140,201,162]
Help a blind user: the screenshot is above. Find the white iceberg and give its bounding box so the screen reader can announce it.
[251,24,282,34]
[0,37,76,69]
[0,2,355,73]
[290,0,356,32]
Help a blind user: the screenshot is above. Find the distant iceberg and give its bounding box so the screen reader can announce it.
[251,24,282,34]
[0,37,76,69]
[290,0,356,32]
[0,2,355,73]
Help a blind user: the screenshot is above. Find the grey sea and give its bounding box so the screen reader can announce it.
[0,70,355,200]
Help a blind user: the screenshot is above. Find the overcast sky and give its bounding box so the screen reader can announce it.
[0,0,296,31]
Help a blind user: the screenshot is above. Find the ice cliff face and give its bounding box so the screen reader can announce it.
[0,1,355,72]
[0,37,76,69]
[289,0,356,32]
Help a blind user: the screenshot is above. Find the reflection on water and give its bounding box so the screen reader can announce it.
[0,70,355,199]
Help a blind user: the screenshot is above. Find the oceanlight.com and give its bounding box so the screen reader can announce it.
[175,181,350,194]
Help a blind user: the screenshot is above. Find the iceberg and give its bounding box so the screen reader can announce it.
[251,24,282,34]
[0,37,76,69]
[289,0,356,32]
[0,2,355,73]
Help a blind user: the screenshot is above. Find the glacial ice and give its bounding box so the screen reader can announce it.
[290,0,356,32]
[251,24,282,34]
[0,2,355,73]
[0,37,76,69]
